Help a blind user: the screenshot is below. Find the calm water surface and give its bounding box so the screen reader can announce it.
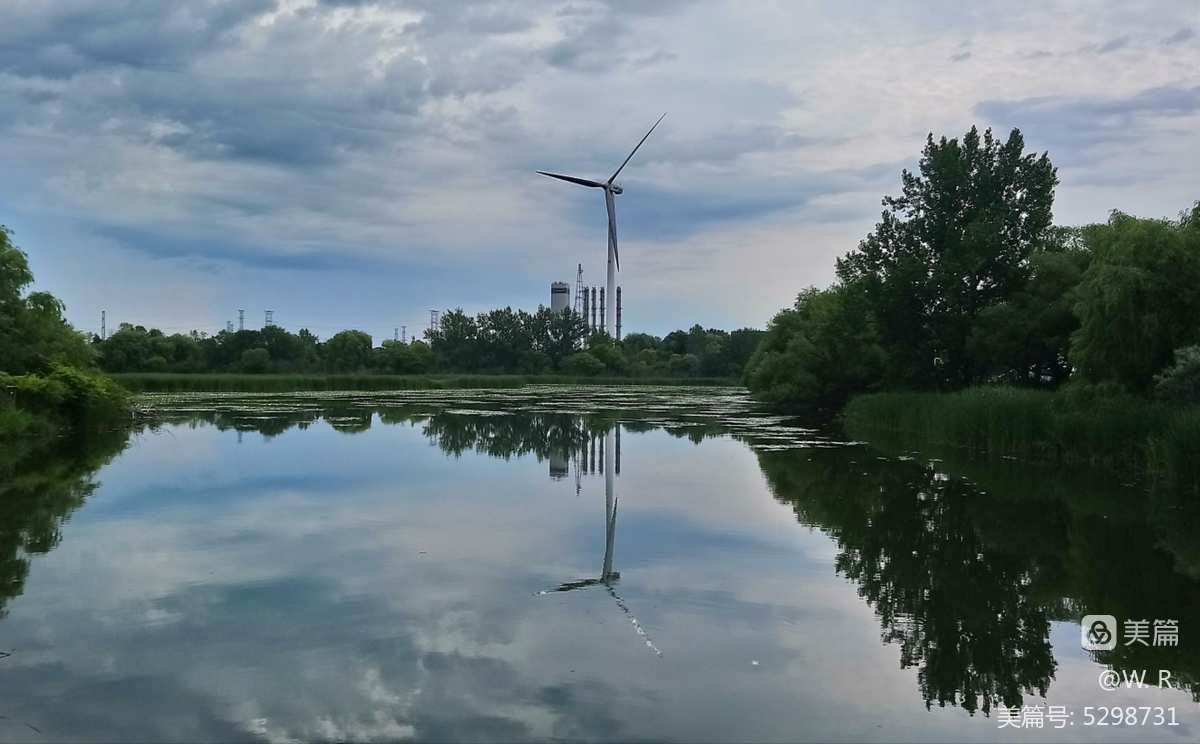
[1,386,1197,742]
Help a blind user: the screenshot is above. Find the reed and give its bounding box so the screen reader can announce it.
[844,386,1195,489]
[113,373,739,393]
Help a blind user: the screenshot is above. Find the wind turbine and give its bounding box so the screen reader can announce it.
[538,114,666,337]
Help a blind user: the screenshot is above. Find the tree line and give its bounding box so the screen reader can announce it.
[92,306,765,379]
[745,125,1200,410]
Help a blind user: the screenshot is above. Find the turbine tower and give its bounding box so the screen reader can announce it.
[538,114,665,337]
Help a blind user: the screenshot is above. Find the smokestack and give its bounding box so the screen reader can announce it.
[591,287,598,329]
[599,288,606,333]
[616,286,622,341]
[615,425,621,475]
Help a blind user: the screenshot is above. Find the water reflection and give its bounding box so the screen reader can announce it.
[1,389,1197,741]
[538,427,662,657]
[0,430,129,619]
[755,440,1200,711]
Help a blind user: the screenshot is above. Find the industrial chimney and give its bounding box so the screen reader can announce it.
[616,286,622,340]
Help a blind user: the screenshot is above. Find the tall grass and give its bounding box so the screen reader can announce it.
[1147,409,1200,494]
[113,372,739,393]
[843,386,1197,491]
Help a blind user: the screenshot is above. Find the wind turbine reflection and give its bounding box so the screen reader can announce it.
[538,425,662,657]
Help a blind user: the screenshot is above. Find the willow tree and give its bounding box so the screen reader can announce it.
[1069,205,1200,391]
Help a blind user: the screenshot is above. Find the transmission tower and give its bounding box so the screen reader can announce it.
[429,309,440,335]
[264,309,274,328]
[573,263,585,316]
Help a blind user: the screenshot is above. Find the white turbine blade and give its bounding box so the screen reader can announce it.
[537,171,605,188]
[608,113,666,184]
[606,188,619,271]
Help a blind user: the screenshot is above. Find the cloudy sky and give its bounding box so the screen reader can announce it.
[1,0,1197,340]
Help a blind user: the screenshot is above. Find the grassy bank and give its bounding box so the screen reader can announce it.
[843,387,1199,492]
[1,365,131,449]
[113,372,739,393]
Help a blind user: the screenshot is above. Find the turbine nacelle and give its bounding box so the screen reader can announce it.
[608,183,623,195]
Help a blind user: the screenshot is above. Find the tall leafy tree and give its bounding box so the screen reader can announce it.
[1070,206,1200,391]
[967,227,1090,386]
[837,127,1058,387]
[0,226,93,374]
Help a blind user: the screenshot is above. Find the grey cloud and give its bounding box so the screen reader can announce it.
[0,2,550,170]
[975,85,1200,166]
[1163,28,1195,44]
[545,15,628,72]
[0,1,275,78]
[404,0,542,36]
[1096,35,1130,54]
[543,0,687,72]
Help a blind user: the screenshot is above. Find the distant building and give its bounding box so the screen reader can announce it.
[550,282,570,314]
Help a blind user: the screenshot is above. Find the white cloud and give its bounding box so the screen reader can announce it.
[0,0,1196,333]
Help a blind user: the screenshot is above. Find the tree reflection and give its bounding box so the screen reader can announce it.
[756,448,1056,714]
[0,430,130,618]
[756,440,1200,711]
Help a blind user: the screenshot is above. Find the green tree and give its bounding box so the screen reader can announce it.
[585,337,627,374]
[427,309,479,371]
[837,127,1058,387]
[744,284,886,411]
[240,347,271,373]
[967,228,1090,386]
[621,333,659,354]
[541,309,588,370]
[374,339,435,374]
[1069,207,1200,391]
[0,227,94,375]
[323,330,373,373]
[561,351,606,376]
[1155,345,1200,404]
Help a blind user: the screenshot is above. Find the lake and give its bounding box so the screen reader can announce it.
[1,386,1197,742]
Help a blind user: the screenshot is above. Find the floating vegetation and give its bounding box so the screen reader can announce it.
[136,386,851,452]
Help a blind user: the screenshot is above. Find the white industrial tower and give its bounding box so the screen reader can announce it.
[551,282,570,313]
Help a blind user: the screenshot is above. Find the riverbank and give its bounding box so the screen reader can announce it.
[113,372,738,393]
[843,387,1199,492]
[0,366,131,457]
